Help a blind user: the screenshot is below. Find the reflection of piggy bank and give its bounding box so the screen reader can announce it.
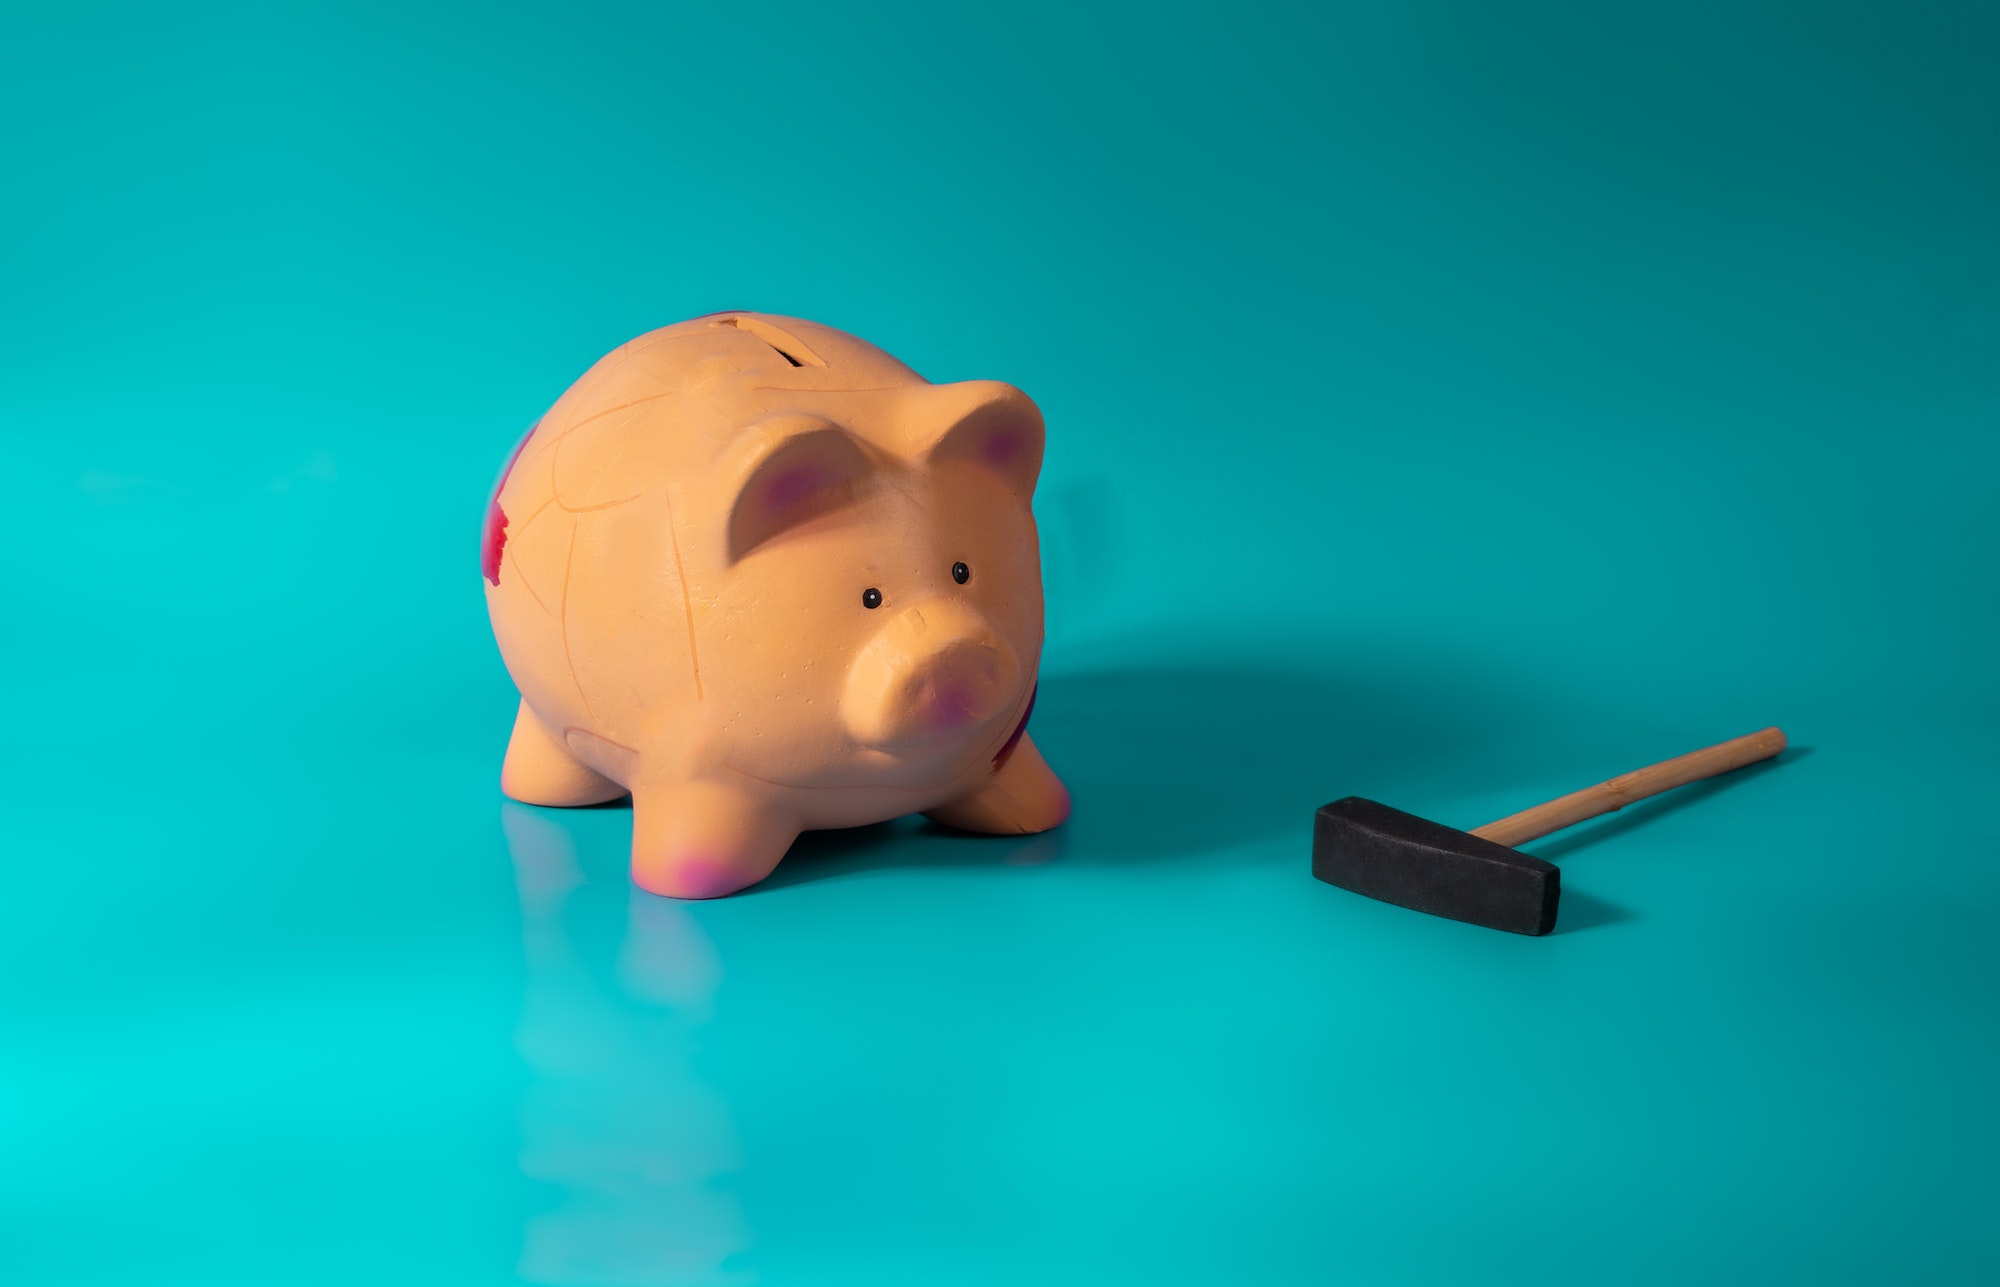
[483,313,1069,898]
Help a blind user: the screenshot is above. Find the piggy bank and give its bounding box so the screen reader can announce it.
[482,312,1070,898]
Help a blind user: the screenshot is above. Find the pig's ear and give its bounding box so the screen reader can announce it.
[918,381,1045,499]
[726,425,877,563]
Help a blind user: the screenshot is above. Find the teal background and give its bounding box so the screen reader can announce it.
[4,1,1996,1282]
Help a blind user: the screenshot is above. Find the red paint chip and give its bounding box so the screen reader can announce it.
[482,425,537,586]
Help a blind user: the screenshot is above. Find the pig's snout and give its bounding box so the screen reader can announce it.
[843,601,1021,751]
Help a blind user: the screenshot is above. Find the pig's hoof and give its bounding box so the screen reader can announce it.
[629,785,797,899]
[924,732,1070,835]
[500,702,627,807]
[631,855,763,900]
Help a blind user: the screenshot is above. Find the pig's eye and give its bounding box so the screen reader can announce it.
[861,587,883,610]
[951,562,970,585]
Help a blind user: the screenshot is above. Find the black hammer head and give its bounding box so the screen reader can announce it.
[1313,797,1559,936]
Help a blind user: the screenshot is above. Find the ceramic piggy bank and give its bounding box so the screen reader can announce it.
[482,312,1069,898]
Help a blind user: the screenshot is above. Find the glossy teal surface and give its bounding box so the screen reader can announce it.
[5,2,1997,1282]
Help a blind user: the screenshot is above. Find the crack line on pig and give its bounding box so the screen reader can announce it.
[508,494,556,539]
[506,545,554,617]
[518,392,675,469]
[663,486,703,700]
[556,516,595,721]
[748,386,909,394]
[550,425,649,513]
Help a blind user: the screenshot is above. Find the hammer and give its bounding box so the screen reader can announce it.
[1312,728,1787,935]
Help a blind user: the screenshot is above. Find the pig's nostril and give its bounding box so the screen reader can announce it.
[927,679,988,729]
[841,610,1019,750]
[923,650,1004,728]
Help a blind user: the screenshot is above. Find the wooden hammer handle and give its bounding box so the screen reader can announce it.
[1469,727,1787,849]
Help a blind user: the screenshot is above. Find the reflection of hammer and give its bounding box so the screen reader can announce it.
[1313,728,1787,935]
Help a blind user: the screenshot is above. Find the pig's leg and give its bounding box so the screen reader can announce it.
[924,734,1072,835]
[629,782,799,899]
[501,702,628,807]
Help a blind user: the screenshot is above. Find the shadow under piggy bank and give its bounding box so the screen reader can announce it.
[760,654,1521,891]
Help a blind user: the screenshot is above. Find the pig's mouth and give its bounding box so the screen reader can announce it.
[852,690,1023,784]
[724,682,1033,793]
